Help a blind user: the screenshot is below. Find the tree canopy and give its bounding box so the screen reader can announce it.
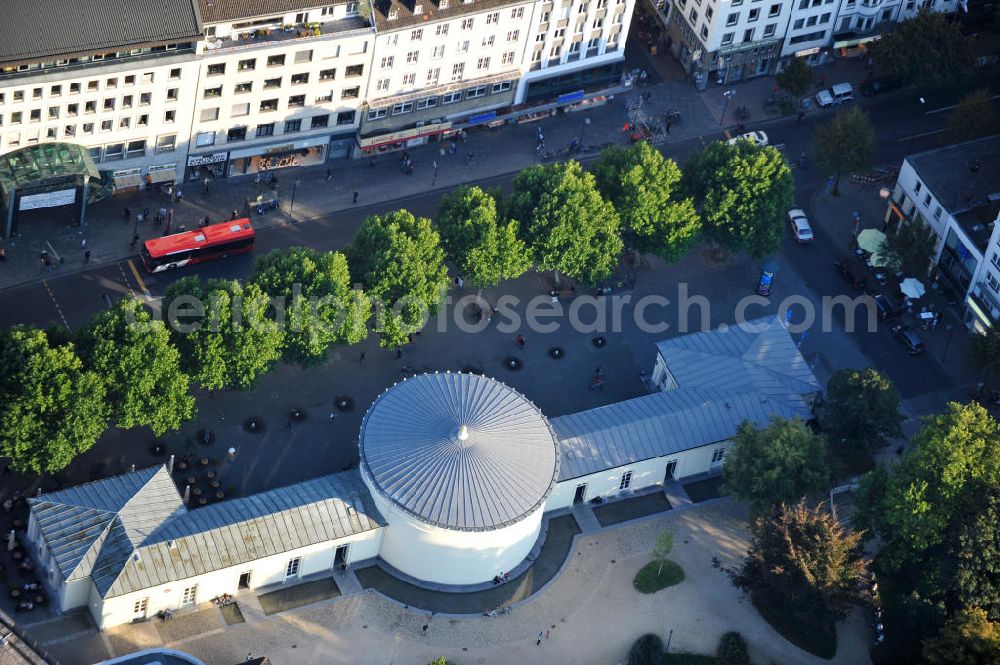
[858,402,1000,566]
[822,367,904,457]
[813,107,875,195]
[922,608,1000,665]
[347,210,450,348]
[78,298,195,435]
[435,186,531,287]
[729,501,868,619]
[948,88,1000,143]
[870,9,974,85]
[776,58,813,99]
[682,141,793,258]
[879,217,937,280]
[592,142,701,262]
[722,417,829,512]
[250,247,370,363]
[970,324,1000,382]
[510,161,623,284]
[164,277,285,390]
[0,327,108,473]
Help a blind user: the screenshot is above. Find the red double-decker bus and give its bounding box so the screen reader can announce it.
[140,220,255,273]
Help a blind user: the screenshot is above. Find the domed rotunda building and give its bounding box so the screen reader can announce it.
[358,371,560,586]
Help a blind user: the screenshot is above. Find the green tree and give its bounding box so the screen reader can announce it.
[628,634,664,665]
[651,529,674,576]
[163,277,285,391]
[948,88,1000,143]
[250,247,370,364]
[879,217,937,279]
[716,632,751,665]
[347,210,450,348]
[0,327,108,473]
[510,161,623,284]
[776,57,814,100]
[78,298,194,435]
[682,141,793,258]
[858,402,1000,567]
[822,368,904,457]
[970,325,1000,385]
[435,186,531,287]
[592,142,701,262]
[922,608,1000,665]
[722,417,829,512]
[870,9,974,85]
[813,107,875,195]
[949,487,1000,619]
[729,501,868,619]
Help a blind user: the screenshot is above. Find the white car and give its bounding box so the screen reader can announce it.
[815,83,855,108]
[727,130,769,147]
[788,209,814,243]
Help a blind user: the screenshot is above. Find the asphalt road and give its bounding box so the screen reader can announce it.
[0,90,958,398]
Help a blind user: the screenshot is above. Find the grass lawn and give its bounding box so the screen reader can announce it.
[633,560,685,593]
[751,591,837,660]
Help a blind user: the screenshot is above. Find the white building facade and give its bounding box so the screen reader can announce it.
[28,317,818,629]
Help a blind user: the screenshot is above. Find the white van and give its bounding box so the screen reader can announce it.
[815,83,855,108]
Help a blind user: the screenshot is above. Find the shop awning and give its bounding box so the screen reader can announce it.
[148,168,177,184]
[113,173,143,189]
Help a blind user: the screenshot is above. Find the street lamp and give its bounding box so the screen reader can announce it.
[579,117,591,146]
[289,178,301,216]
[719,89,736,127]
[905,97,926,156]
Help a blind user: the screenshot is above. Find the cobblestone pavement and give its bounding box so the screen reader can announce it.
[75,500,871,665]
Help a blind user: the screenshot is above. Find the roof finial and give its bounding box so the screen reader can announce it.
[457,424,469,441]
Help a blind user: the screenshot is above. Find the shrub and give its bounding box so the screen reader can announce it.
[628,633,664,665]
[716,632,750,665]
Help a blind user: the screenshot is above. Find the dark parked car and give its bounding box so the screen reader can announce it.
[891,324,925,355]
[861,76,904,97]
[873,294,898,322]
[834,258,867,290]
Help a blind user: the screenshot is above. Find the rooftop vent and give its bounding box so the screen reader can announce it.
[168,540,176,549]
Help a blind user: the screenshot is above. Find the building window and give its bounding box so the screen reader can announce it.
[381,56,394,69]
[155,135,176,154]
[208,63,225,76]
[502,51,515,65]
[138,114,148,127]
[619,471,632,490]
[711,448,726,464]
[256,123,275,137]
[743,28,754,42]
[467,85,487,98]
[923,193,932,207]
[748,7,759,21]
[64,125,76,138]
[462,18,474,29]
[511,6,523,18]
[311,114,330,128]
[342,87,360,99]
[407,51,419,64]
[403,72,416,86]
[231,103,251,117]
[769,2,781,15]
[181,585,197,605]
[451,63,465,81]
[100,119,113,132]
[458,40,470,53]
[284,119,302,133]
[336,110,356,125]
[264,78,282,90]
[291,73,309,85]
[417,96,438,109]
[346,64,364,77]
[721,31,734,44]
[164,109,176,123]
[367,108,388,120]
[792,17,804,28]
[376,78,390,92]
[103,98,115,111]
[319,68,336,80]
[294,50,313,63]
[411,28,423,40]
[492,81,512,93]
[267,54,285,67]
[436,24,449,36]
[288,95,306,108]
[140,92,152,106]
[234,82,253,95]
[286,558,301,578]
[227,126,247,142]
[483,35,495,46]
[196,131,215,147]
[200,108,219,122]
[426,68,440,85]
[442,90,463,104]
[391,102,414,115]
[487,10,500,23]
[104,142,124,161]
[763,22,776,36]
[169,68,181,80]
[477,57,490,70]
[204,86,222,99]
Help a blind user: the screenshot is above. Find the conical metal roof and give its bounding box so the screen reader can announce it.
[359,372,559,531]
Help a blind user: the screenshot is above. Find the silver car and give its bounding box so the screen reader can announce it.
[788,209,814,243]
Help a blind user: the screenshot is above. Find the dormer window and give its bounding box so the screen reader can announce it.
[415,2,423,12]
[440,0,449,6]
[388,6,399,18]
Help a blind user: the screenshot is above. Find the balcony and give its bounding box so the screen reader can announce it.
[208,17,370,53]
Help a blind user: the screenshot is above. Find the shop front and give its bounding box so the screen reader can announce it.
[186,152,230,182]
[111,168,143,194]
[965,287,997,335]
[523,62,625,104]
[146,164,178,189]
[357,122,453,157]
[832,33,880,59]
[227,137,328,177]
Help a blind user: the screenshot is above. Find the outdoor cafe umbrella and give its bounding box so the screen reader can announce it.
[900,277,926,300]
[857,229,887,254]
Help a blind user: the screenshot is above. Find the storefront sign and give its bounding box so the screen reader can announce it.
[794,47,820,57]
[557,90,585,104]
[358,122,453,149]
[266,144,296,155]
[187,152,228,167]
[19,188,76,211]
[467,111,497,126]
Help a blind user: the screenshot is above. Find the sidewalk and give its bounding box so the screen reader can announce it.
[0,79,717,292]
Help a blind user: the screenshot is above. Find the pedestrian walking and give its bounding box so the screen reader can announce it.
[123,207,131,223]
[536,631,544,646]
[203,177,210,193]
[396,349,403,360]
[353,190,359,204]
[81,238,87,249]
[329,410,338,421]
[325,168,333,182]
[143,207,149,222]
[421,624,428,636]
[465,152,474,165]
[175,188,183,202]
[359,351,366,363]
[546,629,550,639]
[515,334,525,348]
[84,250,90,263]
[137,212,144,226]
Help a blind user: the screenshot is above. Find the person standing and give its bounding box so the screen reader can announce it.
[123,207,131,223]
[536,631,544,646]
[84,250,91,263]
[353,190,359,204]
